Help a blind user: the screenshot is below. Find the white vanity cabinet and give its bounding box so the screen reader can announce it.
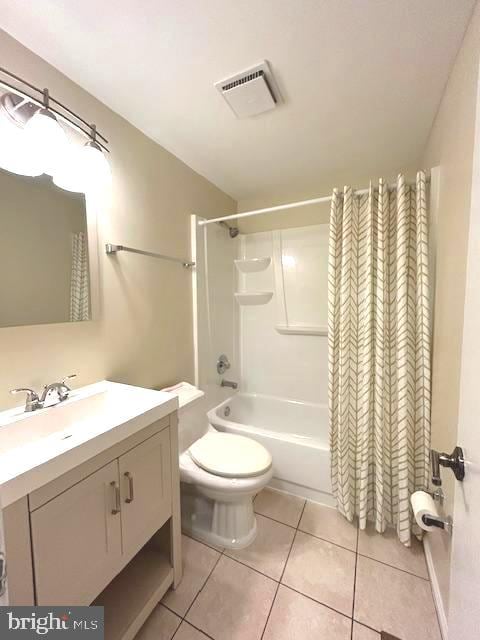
[31,460,123,606]
[1,394,182,640]
[118,429,172,560]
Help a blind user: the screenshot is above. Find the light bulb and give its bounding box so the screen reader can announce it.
[79,140,111,193]
[52,144,86,193]
[0,110,43,177]
[24,108,68,176]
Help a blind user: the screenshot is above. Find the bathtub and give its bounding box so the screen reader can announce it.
[207,392,333,505]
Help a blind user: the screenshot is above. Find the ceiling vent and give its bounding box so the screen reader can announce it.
[215,61,281,119]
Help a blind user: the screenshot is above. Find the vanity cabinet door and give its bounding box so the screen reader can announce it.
[119,429,172,560]
[30,460,122,606]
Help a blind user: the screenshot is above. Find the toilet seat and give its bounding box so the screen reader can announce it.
[189,431,272,478]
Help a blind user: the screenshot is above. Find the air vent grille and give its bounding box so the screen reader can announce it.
[215,61,280,118]
[222,70,277,104]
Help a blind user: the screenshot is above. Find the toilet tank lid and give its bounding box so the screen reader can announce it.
[161,381,204,409]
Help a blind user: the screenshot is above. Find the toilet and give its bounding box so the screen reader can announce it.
[163,382,273,549]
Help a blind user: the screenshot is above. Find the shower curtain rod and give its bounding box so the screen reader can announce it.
[198,177,429,226]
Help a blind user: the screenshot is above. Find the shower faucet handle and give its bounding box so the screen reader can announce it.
[217,354,231,375]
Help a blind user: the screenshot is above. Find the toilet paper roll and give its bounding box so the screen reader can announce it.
[410,490,440,532]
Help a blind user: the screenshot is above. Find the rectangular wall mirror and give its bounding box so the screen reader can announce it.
[0,167,92,328]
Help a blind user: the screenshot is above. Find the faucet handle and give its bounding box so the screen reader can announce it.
[9,388,40,412]
[60,374,77,388]
[10,387,39,398]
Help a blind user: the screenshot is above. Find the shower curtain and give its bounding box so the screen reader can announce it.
[328,171,430,545]
[70,231,90,321]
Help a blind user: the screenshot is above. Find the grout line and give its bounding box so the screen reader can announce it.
[280,583,353,622]
[295,499,307,528]
[260,512,302,640]
[170,622,181,640]
[159,602,182,618]
[163,554,222,640]
[254,509,298,530]
[183,552,223,621]
[163,549,225,636]
[222,553,280,583]
[281,526,299,584]
[163,569,357,640]
[296,526,358,554]
[175,503,428,639]
[181,620,217,640]
[184,532,225,554]
[352,620,383,635]
[260,582,281,640]
[356,552,430,581]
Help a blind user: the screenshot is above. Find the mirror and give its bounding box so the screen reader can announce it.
[0,167,91,327]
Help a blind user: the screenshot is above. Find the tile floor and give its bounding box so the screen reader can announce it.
[136,488,442,640]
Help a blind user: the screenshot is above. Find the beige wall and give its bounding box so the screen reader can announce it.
[0,30,236,409]
[0,170,87,327]
[237,198,331,234]
[421,1,480,618]
[237,172,418,234]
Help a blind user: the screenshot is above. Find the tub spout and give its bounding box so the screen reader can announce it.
[221,379,238,390]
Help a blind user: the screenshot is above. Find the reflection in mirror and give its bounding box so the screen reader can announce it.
[0,167,90,327]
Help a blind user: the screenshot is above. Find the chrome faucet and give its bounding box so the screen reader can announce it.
[40,375,77,404]
[221,379,238,390]
[9,387,41,412]
[10,374,77,413]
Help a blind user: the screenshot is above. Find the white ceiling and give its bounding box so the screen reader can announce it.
[0,0,475,202]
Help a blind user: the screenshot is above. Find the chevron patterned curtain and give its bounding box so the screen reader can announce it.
[70,231,90,322]
[328,171,431,546]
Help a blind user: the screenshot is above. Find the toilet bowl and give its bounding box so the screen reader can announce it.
[180,430,273,549]
[162,382,273,549]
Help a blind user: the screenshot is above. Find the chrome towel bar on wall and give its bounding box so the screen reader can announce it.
[105,243,195,268]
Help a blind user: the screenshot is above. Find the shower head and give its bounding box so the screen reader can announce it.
[218,220,239,238]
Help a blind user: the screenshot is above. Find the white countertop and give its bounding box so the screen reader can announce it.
[0,380,178,508]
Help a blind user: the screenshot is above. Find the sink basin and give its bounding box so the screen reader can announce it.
[0,380,178,507]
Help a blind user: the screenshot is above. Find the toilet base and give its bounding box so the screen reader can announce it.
[181,483,258,550]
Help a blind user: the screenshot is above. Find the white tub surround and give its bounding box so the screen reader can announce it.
[238,228,329,407]
[194,220,331,505]
[234,257,271,273]
[208,392,333,505]
[234,291,273,305]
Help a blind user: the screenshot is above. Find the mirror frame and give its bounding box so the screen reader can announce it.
[84,193,100,324]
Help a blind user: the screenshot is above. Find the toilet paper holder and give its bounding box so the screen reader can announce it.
[422,513,453,535]
[428,487,444,504]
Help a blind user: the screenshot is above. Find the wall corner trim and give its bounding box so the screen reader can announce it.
[424,534,449,639]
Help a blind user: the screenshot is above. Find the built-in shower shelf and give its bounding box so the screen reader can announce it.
[235,292,273,305]
[234,257,271,273]
[276,324,328,336]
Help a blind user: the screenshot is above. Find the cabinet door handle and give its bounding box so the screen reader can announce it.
[124,472,134,503]
[0,551,6,597]
[110,481,121,514]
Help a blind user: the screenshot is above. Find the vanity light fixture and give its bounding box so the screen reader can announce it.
[0,66,110,193]
[0,92,43,177]
[53,125,111,193]
[80,124,111,189]
[52,144,85,193]
[24,88,68,176]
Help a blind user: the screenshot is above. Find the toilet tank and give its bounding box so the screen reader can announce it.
[161,382,208,453]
